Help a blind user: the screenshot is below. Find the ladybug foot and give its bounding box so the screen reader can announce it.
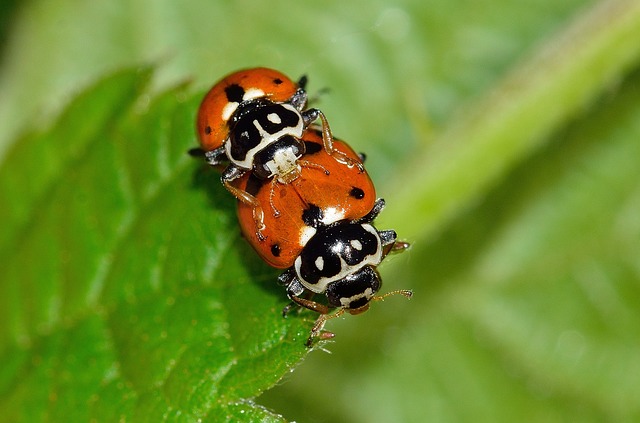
[333,150,365,172]
[281,302,297,317]
[254,216,267,241]
[304,307,345,347]
[306,329,336,347]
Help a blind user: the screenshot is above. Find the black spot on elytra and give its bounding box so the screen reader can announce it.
[273,78,283,84]
[225,84,245,103]
[303,140,322,155]
[245,174,264,196]
[349,187,365,199]
[302,204,323,228]
[271,244,281,257]
[204,126,212,135]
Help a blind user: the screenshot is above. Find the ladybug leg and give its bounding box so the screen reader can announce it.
[390,240,411,253]
[306,308,345,347]
[296,75,308,90]
[278,268,296,286]
[298,160,330,176]
[378,229,398,248]
[288,293,341,347]
[268,178,281,217]
[293,75,329,107]
[283,276,331,314]
[280,270,304,317]
[380,229,410,256]
[289,86,309,111]
[281,302,297,317]
[280,268,340,346]
[302,109,365,172]
[356,198,411,255]
[203,146,227,166]
[221,166,267,241]
[355,198,386,224]
[289,295,330,315]
[187,147,205,157]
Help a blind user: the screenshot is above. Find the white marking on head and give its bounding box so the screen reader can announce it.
[266,148,300,180]
[340,287,374,307]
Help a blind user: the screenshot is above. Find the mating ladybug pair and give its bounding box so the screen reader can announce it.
[192,68,411,345]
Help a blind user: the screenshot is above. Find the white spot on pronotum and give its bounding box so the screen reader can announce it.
[320,207,345,225]
[222,102,239,121]
[315,256,324,271]
[267,113,282,124]
[243,88,265,101]
[350,239,363,250]
[299,226,317,247]
[221,88,265,122]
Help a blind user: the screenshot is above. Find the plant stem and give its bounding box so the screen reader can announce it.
[380,0,640,241]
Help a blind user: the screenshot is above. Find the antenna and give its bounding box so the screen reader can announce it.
[306,289,413,346]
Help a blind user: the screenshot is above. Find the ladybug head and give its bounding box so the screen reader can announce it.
[325,266,382,313]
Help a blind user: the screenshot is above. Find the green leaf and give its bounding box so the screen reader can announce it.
[0,69,311,421]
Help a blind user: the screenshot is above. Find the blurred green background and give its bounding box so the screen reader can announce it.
[2,0,640,422]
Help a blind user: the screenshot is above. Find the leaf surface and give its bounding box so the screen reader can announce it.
[0,69,310,422]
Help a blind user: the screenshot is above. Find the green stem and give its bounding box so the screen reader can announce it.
[379,0,640,241]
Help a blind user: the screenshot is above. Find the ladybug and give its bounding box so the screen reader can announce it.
[195,67,363,240]
[234,129,411,345]
[197,67,301,152]
[235,127,376,268]
[278,198,412,345]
